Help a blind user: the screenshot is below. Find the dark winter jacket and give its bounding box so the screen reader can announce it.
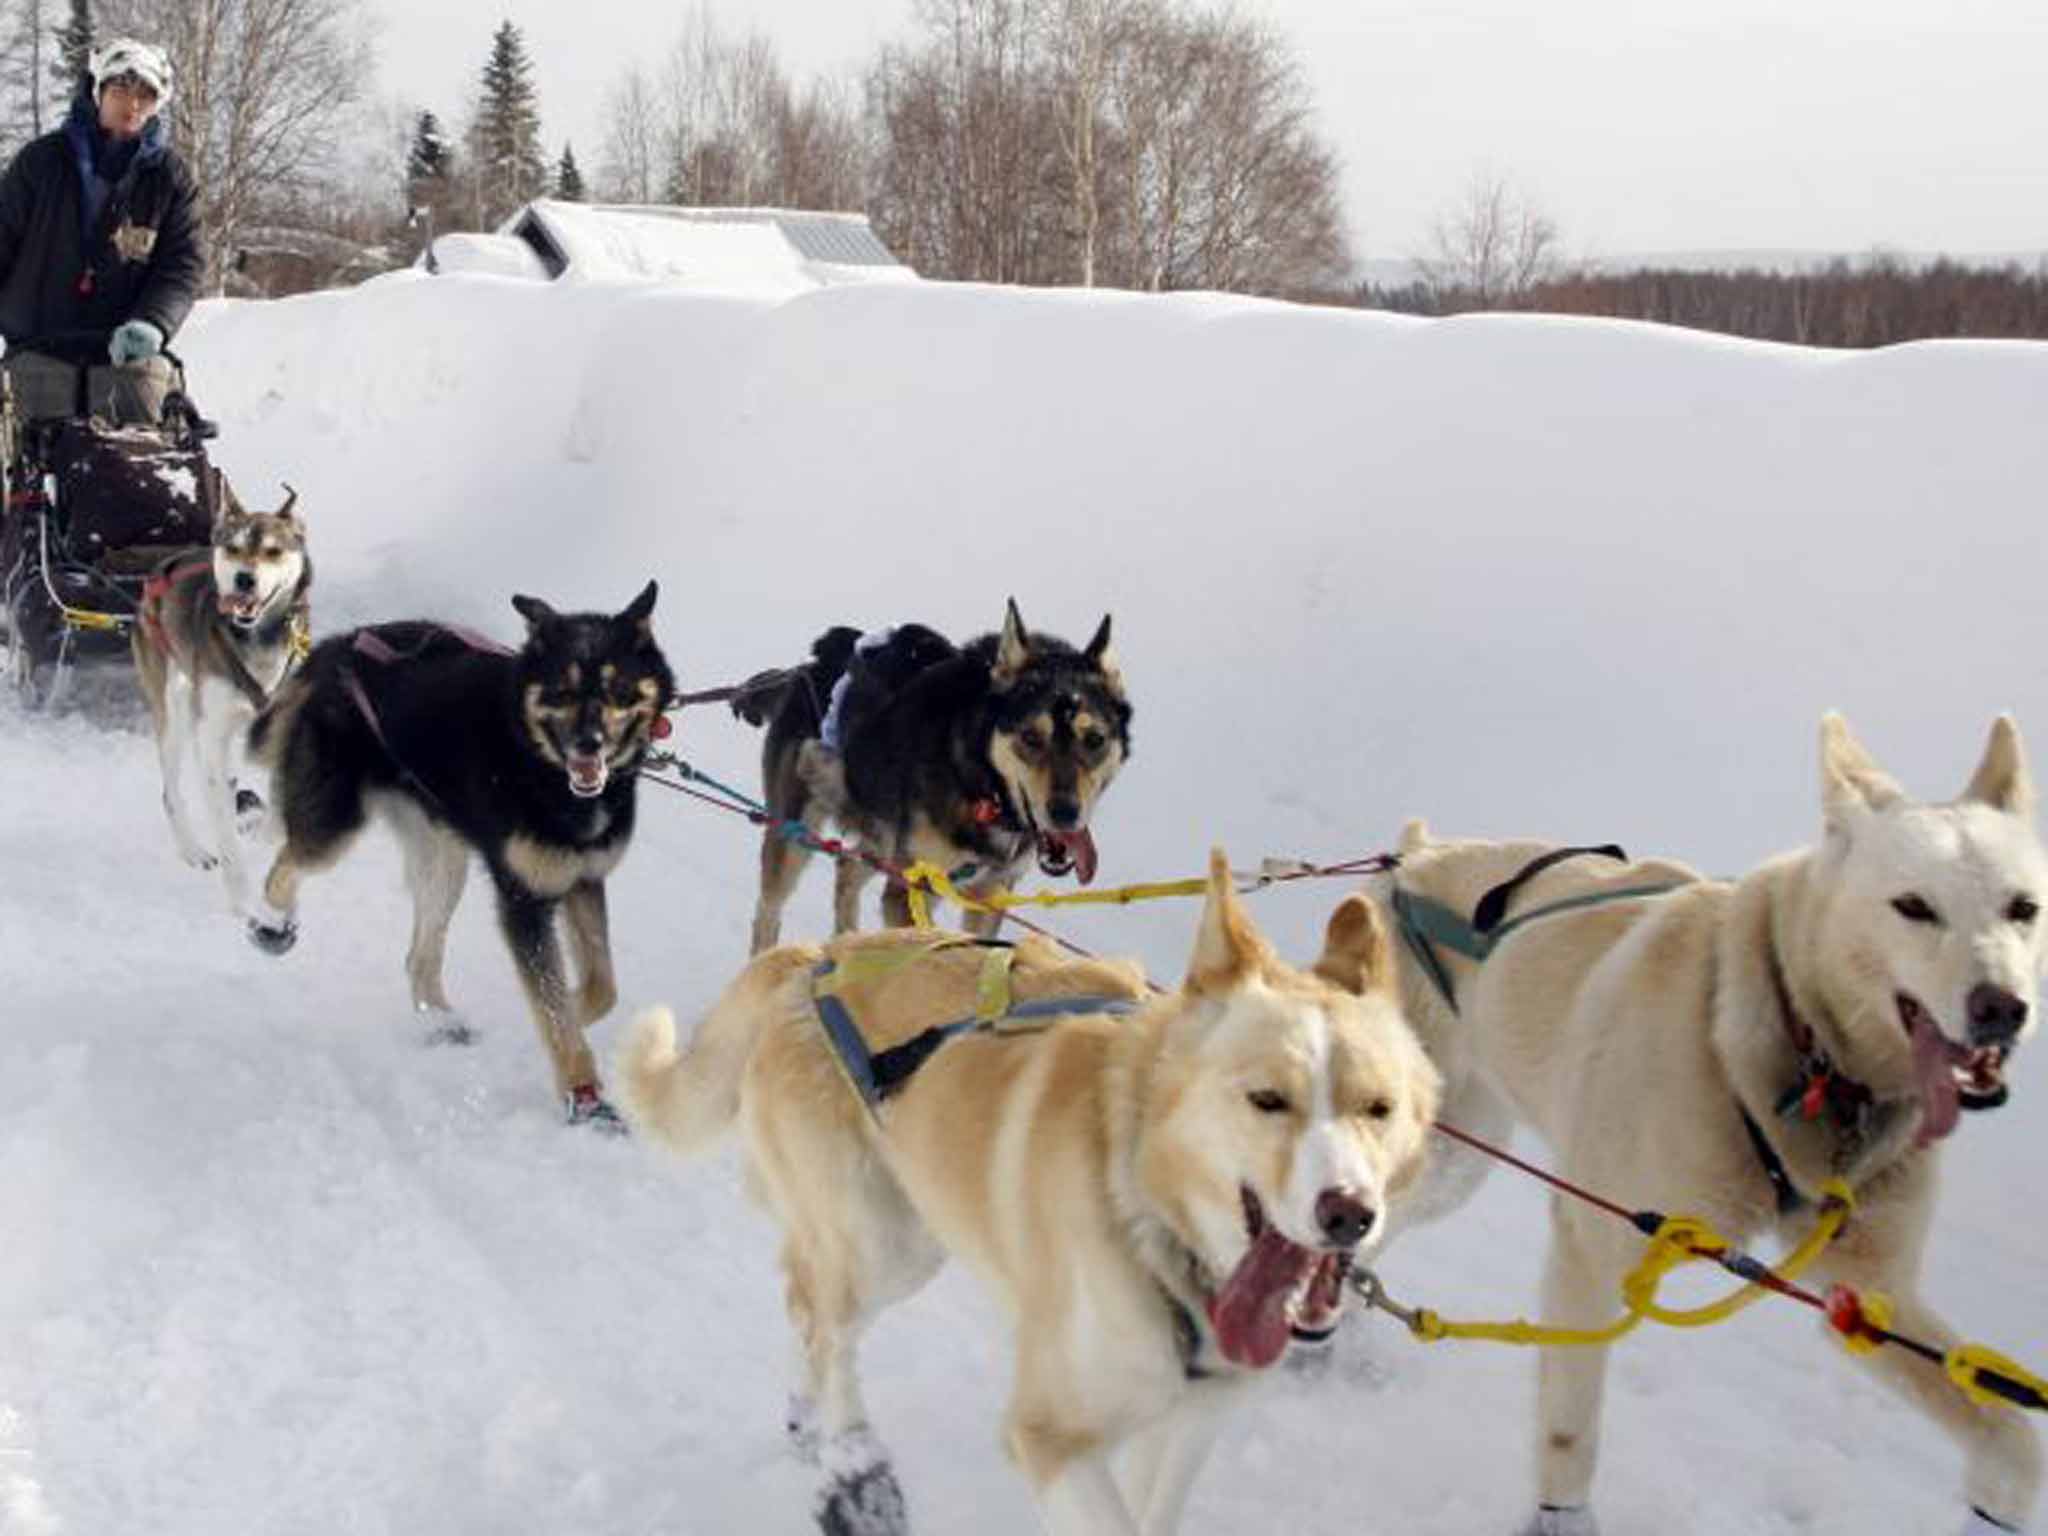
[0,95,203,360]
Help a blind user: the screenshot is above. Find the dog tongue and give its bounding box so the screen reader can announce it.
[1910,1015,1965,1147]
[1206,1227,1320,1370]
[1045,827,1099,884]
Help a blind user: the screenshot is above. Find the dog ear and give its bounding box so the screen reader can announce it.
[1186,847,1270,995]
[992,597,1030,688]
[511,594,558,638]
[1820,712,1904,830]
[275,482,300,525]
[1082,612,1123,688]
[1314,893,1391,997]
[1084,614,1112,660]
[210,469,245,528]
[618,579,659,643]
[1961,714,2035,821]
[1398,818,1432,855]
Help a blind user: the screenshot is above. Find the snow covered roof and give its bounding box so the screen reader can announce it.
[478,200,916,294]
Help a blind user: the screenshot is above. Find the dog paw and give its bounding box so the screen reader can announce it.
[234,788,266,836]
[180,845,220,871]
[564,1086,627,1135]
[1517,1506,1600,1536]
[418,1010,475,1047]
[246,916,297,956]
[814,1458,908,1536]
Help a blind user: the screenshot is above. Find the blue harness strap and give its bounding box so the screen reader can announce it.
[812,956,1139,1109]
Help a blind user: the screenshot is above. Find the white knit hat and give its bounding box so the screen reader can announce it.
[89,38,174,109]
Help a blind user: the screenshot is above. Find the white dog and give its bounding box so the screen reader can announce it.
[1368,714,2044,1536]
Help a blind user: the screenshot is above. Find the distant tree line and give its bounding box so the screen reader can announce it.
[1349,176,2048,346]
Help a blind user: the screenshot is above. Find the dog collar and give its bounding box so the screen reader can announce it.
[1739,1105,1806,1217]
[1763,939,1875,1132]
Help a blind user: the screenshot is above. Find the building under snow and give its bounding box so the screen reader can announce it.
[422,201,916,296]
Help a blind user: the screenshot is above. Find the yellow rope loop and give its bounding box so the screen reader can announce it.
[898,861,952,929]
[1630,1190,1851,1330]
[1390,1185,1857,1352]
[1946,1344,2048,1411]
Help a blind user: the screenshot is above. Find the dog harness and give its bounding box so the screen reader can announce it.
[1390,844,1686,1016]
[138,556,312,710]
[810,937,1139,1109]
[338,624,517,816]
[808,938,1222,1379]
[1392,845,1885,1220]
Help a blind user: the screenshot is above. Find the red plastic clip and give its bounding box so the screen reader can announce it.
[1800,1074,1830,1120]
[652,714,673,740]
[1826,1283,1863,1337]
[970,797,1001,826]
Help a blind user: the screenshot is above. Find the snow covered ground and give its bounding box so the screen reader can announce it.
[2,269,2045,1535]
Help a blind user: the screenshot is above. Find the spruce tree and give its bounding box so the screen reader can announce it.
[48,0,86,103]
[470,20,545,225]
[554,141,584,202]
[407,108,450,182]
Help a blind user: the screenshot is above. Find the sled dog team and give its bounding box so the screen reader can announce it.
[132,507,2042,1536]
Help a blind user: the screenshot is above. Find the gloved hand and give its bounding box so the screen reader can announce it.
[109,318,164,365]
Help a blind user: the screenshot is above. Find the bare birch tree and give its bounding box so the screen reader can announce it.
[0,0,56,152]
[599,65,659,202]
[599,7,867,211]
[1416,170,1561,308]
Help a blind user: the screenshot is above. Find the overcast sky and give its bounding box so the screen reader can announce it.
[371,0,2048,267]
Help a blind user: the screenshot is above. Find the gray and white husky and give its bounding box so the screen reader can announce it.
[131,482,310,919]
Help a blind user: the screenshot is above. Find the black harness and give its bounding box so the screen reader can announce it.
[1393,843,1889,1221]
[810,940,1138,1110]
[807,942,1229,1375]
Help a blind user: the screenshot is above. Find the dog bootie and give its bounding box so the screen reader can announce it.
[246,915,297,955]
[564,1086,626,1135]
[1964,1510,2023,1534]
[1519,1507,1599,1536]
[815,1429,908,1536]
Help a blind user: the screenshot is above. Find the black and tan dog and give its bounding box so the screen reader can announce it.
[245,583,674,1127]
[733,599,1131,952]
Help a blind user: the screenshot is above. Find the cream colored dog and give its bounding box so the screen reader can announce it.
[1369,715,2045,1536]
[621,851,1439,1535]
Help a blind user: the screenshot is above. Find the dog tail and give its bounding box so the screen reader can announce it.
[618,951,813,1159]
[727,626,862,728]
[727,665,799,728]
